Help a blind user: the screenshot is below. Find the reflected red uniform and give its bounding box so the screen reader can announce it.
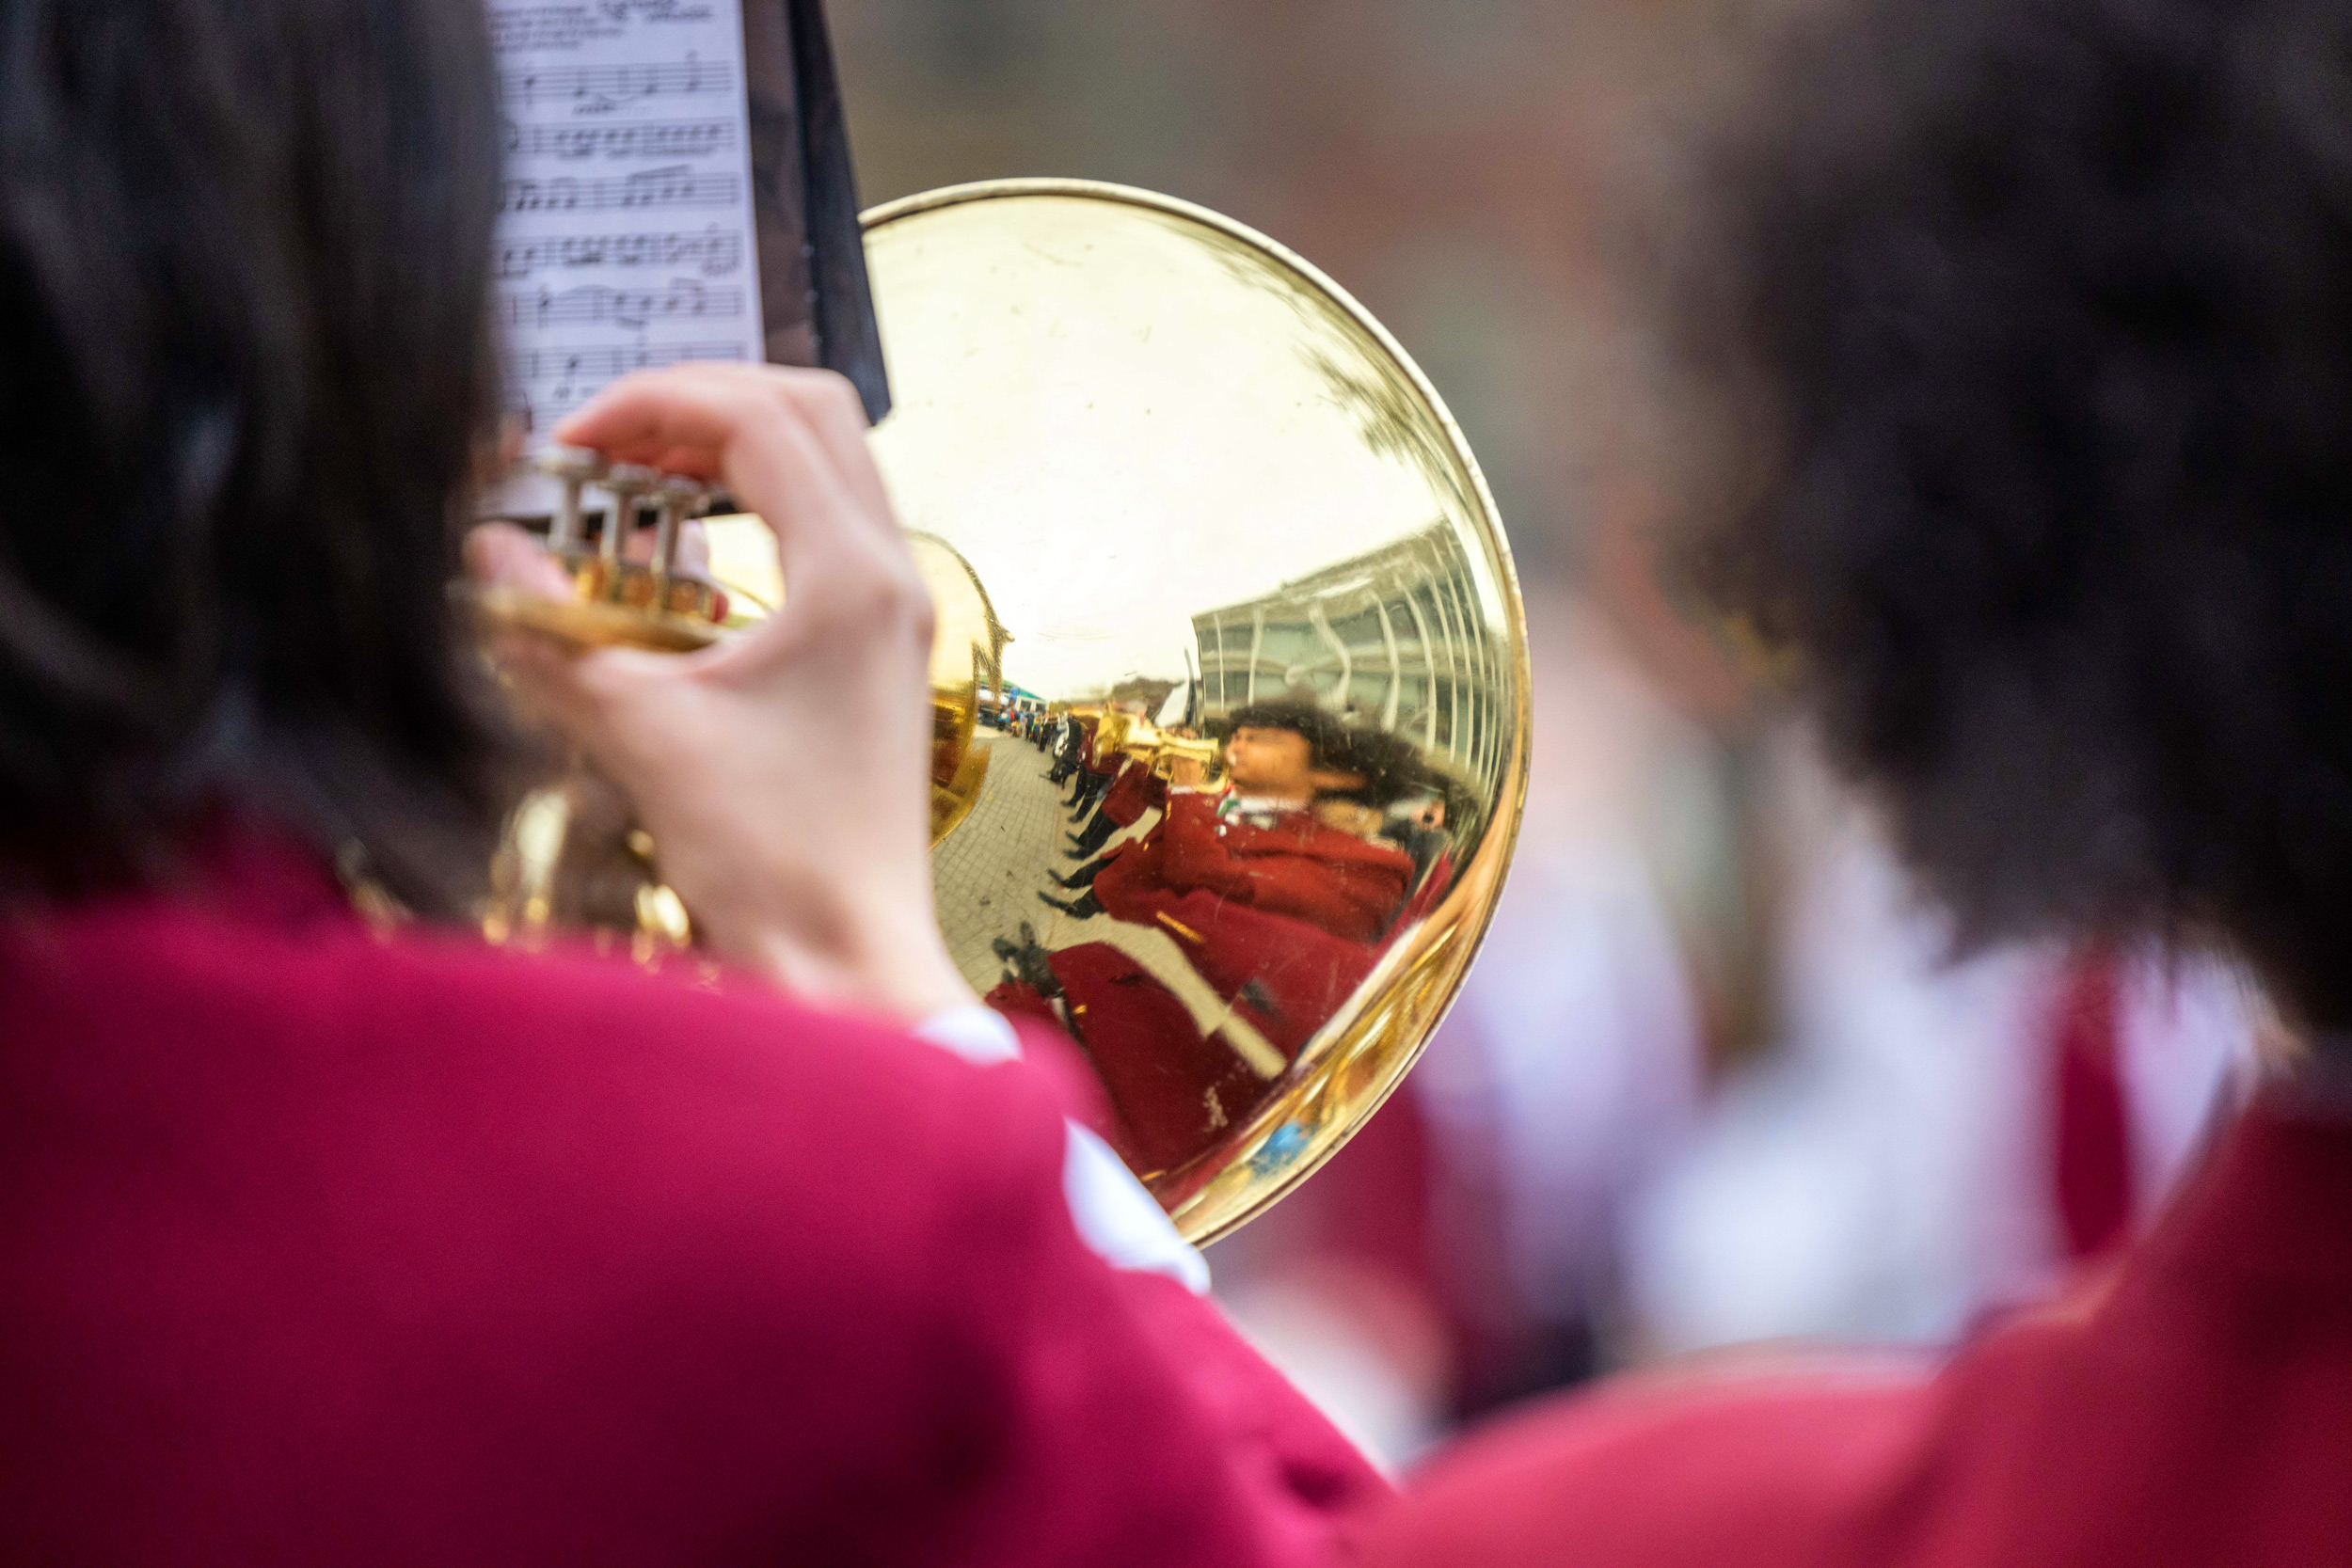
[1392,849,1456,933]
[1095,793,1413,943]
[1098,760,1167,832]
[1047,794,1415,1171]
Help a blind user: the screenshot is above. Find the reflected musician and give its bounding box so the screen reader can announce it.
[992,702,1436,1173]
[1064,722,1200,862]
[1061,705,1136,823]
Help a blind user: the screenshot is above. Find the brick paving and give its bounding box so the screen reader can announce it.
[931,734,1284,1067]
[932,730,1082,993]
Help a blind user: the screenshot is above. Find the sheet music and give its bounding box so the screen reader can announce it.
[487,1,767,515]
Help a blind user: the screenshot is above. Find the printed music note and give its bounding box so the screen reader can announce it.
[495,229,742,281]
[500,57,735,110]
[501,280,745,329]
[513,120,735,163]
[486,0,767,513]
[501,168,736,214]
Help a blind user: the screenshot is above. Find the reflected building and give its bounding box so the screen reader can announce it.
[1191,523,1510,797]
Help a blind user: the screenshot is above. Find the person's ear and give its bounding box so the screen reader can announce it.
[1309,768,1365,795]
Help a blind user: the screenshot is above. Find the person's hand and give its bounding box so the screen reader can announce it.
[466,364,975,1023]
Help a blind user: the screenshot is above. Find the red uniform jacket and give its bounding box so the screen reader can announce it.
[1393,849,1456,934]
[1355,1094,2352,1567]
[0,832,1383,1566]
[1099,759,1168,831]
[1040,797,1415,1172]
[1042,895,1393,1172]
[1096,793,1414,944]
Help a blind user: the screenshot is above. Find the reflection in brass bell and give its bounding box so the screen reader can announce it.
[476,181,1528,1243]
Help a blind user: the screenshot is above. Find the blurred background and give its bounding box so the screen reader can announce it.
[832,0,2261,1468]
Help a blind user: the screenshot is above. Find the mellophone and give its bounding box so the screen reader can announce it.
[475,181,1532,1245]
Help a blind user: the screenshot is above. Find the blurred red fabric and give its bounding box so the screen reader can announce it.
[0,831,1382,1565]
[1352,1099,2352,1567]
[2053,951,2134,1259]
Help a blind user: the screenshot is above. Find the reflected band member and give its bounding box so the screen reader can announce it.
[1068,735,1185,861]
[1092,703,1417,942]
[996,705,1421,1171]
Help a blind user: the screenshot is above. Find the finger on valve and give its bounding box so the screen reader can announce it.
[558,366,889,539]
[553,369,913,651]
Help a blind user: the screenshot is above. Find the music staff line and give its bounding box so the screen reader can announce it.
[503,166,739,215]
[501,58,734,110]
[516,341,750,387]
[504,119,736,163]
[500,280,746,330]
[497,228,743,281]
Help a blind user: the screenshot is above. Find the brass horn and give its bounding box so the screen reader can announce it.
[479,181,1529,1243]
[1111,717,1226,786]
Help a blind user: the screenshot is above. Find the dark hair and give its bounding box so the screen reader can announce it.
[0,0,507,904]
[1319,726,1427,811]
[1227,701,1352,773]
[1688,0,2352,1028]
[1227,701,1430,809]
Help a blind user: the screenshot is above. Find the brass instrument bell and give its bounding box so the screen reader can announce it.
[479,181,1530,1244]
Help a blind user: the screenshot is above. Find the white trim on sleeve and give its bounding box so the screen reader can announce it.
[913,1004,1025,1067]
[914,1006,1210,1294]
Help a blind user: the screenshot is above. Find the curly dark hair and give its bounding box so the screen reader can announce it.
[1688,0,2352,1031]
[1225,701,1353,772]
[1319,726,1429,811]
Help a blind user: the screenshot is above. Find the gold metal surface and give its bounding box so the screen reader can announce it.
[471,180,1528,1243]
[476,515,1006,947]
[467,578,723,653]
[865,181,1529,1243]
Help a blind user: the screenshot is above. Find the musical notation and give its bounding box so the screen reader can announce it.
[501,56,734,110]
[501,280,746,330]
[504,119,735,162]
[503,166,739,215]
[513,341,752,426]
[520,341,748,384]
[498,228,743,280]
[487,4,769,507]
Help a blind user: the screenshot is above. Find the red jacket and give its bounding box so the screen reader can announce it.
[1034,803,1412,1173]
[1097,793,1414,944]
[1010,894,1391,1176]
[1147,889,1386,1053]
[1355,1094,2352,1567]
[1099,759,1168,830]
[0,832,1382,1566]
[1392,849,1456,934]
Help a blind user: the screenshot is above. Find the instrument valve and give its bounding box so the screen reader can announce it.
[536,444,608,553]
[650,474,707,580]
[596,462,661,577]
